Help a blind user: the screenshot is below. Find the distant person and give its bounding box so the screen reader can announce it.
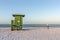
[46,24,49,29]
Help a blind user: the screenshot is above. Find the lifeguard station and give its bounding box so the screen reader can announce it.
[11,14,25,31]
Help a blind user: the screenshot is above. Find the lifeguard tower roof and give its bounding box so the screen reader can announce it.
[13,14,25,17]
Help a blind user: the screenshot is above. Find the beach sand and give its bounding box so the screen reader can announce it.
[0,27,60,40]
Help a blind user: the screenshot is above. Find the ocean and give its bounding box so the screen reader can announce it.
[0,24,60,28]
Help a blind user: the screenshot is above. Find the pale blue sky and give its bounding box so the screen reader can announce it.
[0,0,60,24]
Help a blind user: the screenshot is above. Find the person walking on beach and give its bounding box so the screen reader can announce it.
[46,24,49,29]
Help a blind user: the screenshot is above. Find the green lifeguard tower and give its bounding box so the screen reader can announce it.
[11,14,25,31]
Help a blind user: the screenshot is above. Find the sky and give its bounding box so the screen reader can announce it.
[0,0,60,24]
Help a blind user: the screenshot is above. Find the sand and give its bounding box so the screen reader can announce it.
[0,27,60,40]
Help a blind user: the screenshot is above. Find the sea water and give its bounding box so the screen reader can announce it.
[0,24,60,28]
